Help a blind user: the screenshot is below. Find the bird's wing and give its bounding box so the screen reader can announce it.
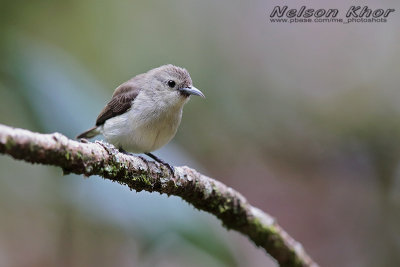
[95,82,141,126]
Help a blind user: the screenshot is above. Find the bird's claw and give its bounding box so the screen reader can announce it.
[119,147,135,156]
[96,140,118,156]
[145,152,175,176]
[163,162,175,175]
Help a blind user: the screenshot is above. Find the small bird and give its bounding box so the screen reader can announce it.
[77,64,204,172]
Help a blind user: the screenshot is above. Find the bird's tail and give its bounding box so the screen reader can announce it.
[76,126,100,139]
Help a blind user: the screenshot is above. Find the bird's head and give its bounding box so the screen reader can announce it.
[144,64,204,107]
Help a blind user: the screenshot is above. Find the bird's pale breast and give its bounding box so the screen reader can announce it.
[101,101,183,153]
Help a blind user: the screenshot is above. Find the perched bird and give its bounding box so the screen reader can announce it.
[77,64,204,172]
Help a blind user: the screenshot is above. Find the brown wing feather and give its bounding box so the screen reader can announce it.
[95,82,141,126]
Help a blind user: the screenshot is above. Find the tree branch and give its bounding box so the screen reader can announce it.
[0,123,318,267]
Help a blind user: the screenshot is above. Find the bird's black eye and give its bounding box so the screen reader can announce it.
[167,80,176,88]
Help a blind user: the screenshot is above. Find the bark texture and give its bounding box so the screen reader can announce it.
[0,124,318,267]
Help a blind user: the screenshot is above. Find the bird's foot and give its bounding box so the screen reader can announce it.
[145,152,175,175]
[162,162,175,175]
[118,148,150,171]
[118,147,135,156]
[96,140,119,155]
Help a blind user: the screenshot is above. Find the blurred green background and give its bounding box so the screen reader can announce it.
[1,0,400,266]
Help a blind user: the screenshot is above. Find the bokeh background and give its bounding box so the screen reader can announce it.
[1,0,400,266]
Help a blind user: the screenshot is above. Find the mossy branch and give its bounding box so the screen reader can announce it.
[0,123,318,267]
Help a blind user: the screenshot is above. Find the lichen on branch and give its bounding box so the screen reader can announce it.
[0,123,318,267]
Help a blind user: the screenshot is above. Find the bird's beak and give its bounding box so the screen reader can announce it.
[179,86,205,98]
